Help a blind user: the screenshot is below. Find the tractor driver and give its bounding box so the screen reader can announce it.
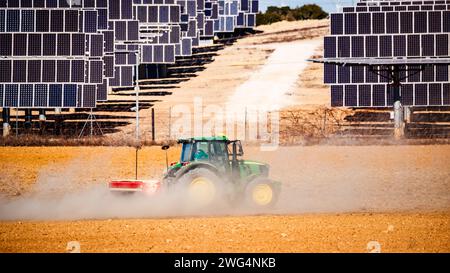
[193,149,209,161]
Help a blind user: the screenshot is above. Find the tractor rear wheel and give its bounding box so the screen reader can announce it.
[244,178,279,209]
[177,168,225,208]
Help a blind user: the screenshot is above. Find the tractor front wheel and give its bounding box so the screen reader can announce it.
[177,168,225,208]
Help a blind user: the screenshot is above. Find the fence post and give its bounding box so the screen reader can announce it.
[168,106,171,140]
[151,108,155,141]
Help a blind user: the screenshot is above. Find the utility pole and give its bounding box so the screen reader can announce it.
[135,53,140,142]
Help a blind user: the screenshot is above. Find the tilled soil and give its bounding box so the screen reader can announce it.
[0,213,449,253]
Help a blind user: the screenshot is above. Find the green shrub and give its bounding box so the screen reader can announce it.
[256,4,328,26]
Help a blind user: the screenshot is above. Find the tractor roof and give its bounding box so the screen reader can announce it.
[178,136,229,142]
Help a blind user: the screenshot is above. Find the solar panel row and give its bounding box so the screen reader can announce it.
[0,0,108,8]
[0,59,91,83]
[213,0,257,32]
[0,83,97,108]
[0,9,83,33]
[331,83,450,107]
[331,10,450,35]
[325,64,449,84]
[325,34,450,58]
[107,0,140,88]
[345,4,450,12]
[0,33,88,56]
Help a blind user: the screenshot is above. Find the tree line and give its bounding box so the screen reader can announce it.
[256,4,329,26]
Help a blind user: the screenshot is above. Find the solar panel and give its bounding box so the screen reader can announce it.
[0,33,12,55]
[19,84,33,107]
[50,10,64,32]
[63,84,77,107]
[97,80,108,101]
[71,60,85,83]
[120,66,133,87]
[0,10,5,32]
[28,60,41,82]
[65,10,79,32]
[43,34,57,55]
[331,85,344,107]
[89,34,104,57]
[42,60,56,82]
[103,55,115,78]
[57,34,71,56]
[82,85,96,108]
[0,60,11,82]
[84,10,98,33]
[13,60,26,82]
[90,61,104,84]
[13,33,27,56]
[6,10,19,32]
[56,60,70,82]
[324,1,450,107]
[429,83,442,105]
[4,84,18,107]
[34,84,48,107]
[49,84,63,107]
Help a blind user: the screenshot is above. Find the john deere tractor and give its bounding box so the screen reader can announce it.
[109,136,280,209]
[163,136,280,208]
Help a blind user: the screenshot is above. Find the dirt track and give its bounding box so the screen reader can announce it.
[0,145,449,252]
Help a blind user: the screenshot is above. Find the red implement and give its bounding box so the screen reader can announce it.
[109,180,161,195]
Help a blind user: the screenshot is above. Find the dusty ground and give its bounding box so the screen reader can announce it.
[0,145,449,252]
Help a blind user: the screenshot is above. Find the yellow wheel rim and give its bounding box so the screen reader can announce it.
[252,184,273,206]
[188,177,216,206]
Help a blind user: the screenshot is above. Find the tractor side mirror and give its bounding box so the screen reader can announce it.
[237,141,244,156]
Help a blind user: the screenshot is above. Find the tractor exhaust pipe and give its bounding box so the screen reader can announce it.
[162,144,170,171]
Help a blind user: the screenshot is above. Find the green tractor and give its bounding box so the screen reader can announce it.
[109,136,281,209]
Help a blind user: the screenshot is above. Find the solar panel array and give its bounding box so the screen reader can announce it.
[0,0,259,108]
[134,0,181,64]
[0,0,107,108]
[324,0,450,107]
[213,0,257,32]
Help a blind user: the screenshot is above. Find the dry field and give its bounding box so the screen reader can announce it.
[0,145,449,252]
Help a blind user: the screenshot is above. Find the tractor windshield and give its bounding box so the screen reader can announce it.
[181,140,230,165]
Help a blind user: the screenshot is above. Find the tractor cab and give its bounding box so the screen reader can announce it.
[166,136,268,184]
[179,136,232,165]
[177,136,233,175]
